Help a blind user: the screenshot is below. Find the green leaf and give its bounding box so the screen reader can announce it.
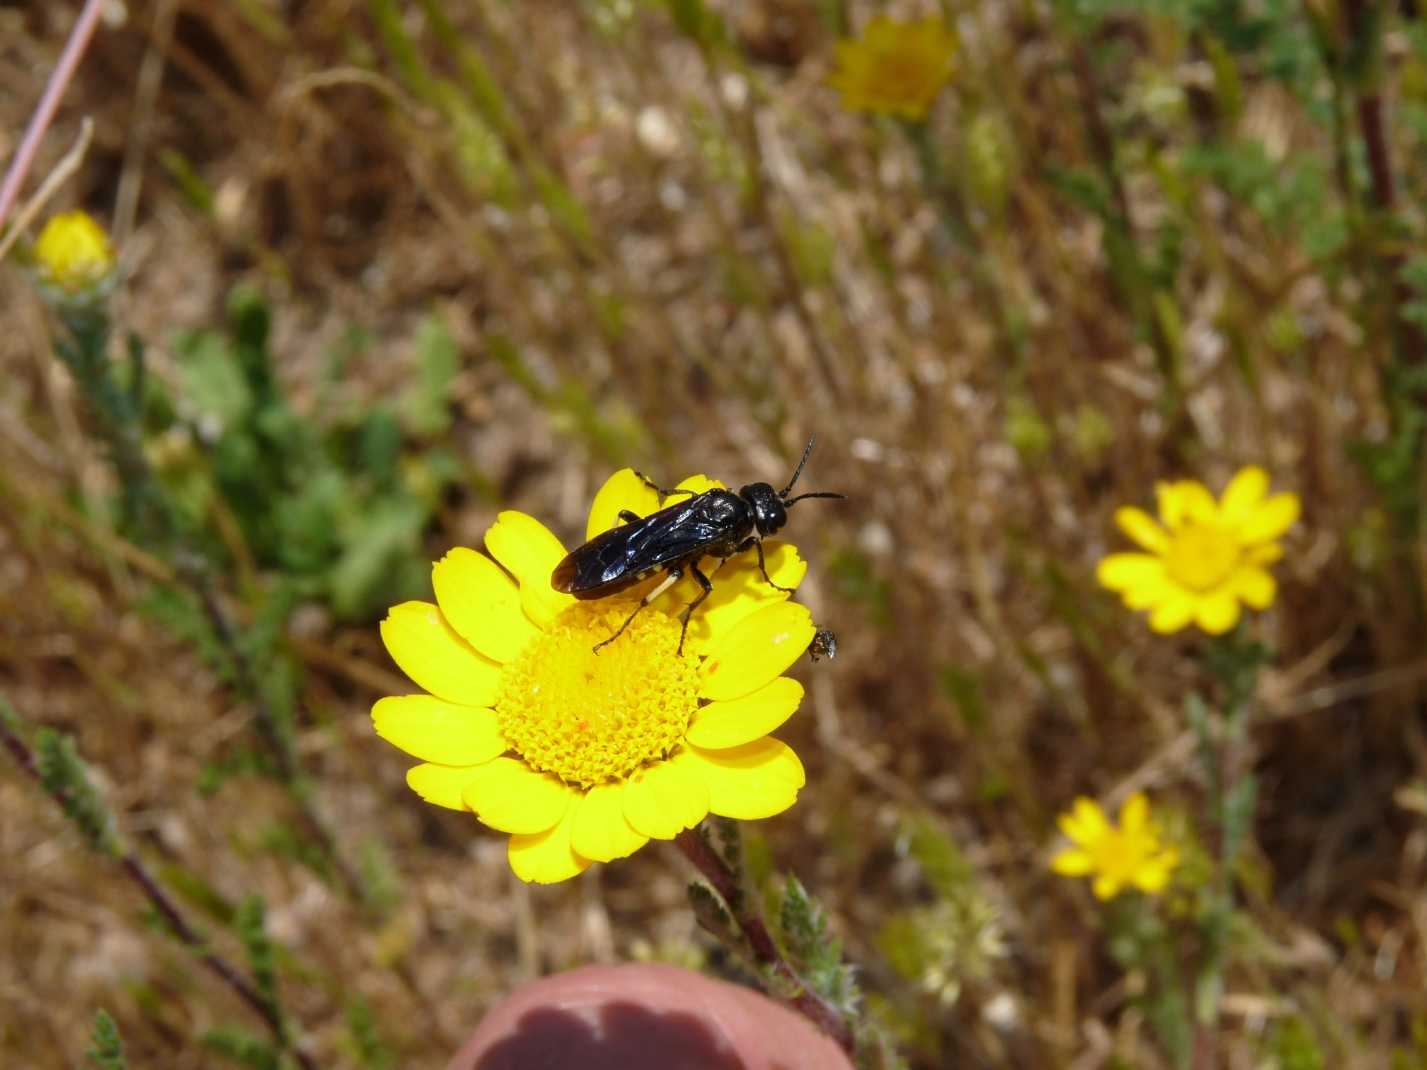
[344,997,396,1070]
[174,328,252,430]
[229,287,276,404]
[938,666,986,733]
[776,877,860,1014]
[235,897,285,1041]
[159,149,216,216]
[86,1009,128,1070]
[36,729,120,857]
[901,814,974,897]
[202,1025,282,1070]
[328,496,429,621]
[665,0,726,45]
[1270,1017,1326,1070]
[401,313,460,436]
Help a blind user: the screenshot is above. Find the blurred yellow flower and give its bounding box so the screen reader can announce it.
[1097,467,1299,635]
[33,210,115,293]
[374,470,814,883]
[828,16,957,120]
[1052,793,1179,900]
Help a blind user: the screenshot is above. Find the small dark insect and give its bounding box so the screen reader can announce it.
[808,628,838,663]
[551,435,845,655]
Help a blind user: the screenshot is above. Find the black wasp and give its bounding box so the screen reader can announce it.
[551,435,844,655]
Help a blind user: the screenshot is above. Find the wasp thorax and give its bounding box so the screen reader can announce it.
[743,483,788,535]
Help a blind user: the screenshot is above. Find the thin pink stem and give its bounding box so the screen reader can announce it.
[0,0,106,231]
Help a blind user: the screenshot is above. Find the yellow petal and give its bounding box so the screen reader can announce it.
[1134,867,1172,894]
[1134,852,1178,893]
[1247,543,1284,567]
[676,542,808,653]
[1234,566,1276,609]
[686,678,804,749]
[699,602,815,702]
[1154,483,1185,529]
[1096,553,1167,594]
[1121,573,1177,612]
[1194,591,1240,634]
[508,807,591,884]
[405,762,490,811]
[1170,479,1215,525]
[462,757,573,834]
[1119,792,1149,832]
[372,695,506,765]
[380,601,503,705]
[485,511,575,627]
[571,782,650,863]
[1176,481,1219,524]
[586,469,662,542]
[1219,466,1268,522]
[1060,797,1109,844]
[624,756,709,840]
[1114,506,1169,553]
[1241,492,1300,543]
[1050,847,1094,876]
[1148,593,1196,634]
[683,737,805,819]
[1092,874,1123,900]
[431,548,538,663]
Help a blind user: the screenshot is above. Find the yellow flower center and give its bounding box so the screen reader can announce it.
[1088,828,1153,885]
[1163,524,1240,592]
[493,600,700,789]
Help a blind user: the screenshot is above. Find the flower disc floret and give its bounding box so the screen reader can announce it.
[496,601,700,788]
[1097,466,1299,634]
[1163,524,1240,591]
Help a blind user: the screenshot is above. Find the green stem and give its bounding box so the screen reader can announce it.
[674,826,854,1054]
[1193,631,1266,1029]
[0,704,317,1070]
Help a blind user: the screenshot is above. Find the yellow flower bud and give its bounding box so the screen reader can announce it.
[33,210,116,294]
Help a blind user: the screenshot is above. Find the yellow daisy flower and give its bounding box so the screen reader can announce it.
[828,16,958,120]
[32,210,116,294]
[1097,467,1299,635]
[1051,793,1179,901]
[373,470,815,884]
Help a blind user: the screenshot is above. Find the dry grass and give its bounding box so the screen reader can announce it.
[4,1,1427,1066]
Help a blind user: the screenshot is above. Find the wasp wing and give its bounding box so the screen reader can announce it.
[551,495,731,596]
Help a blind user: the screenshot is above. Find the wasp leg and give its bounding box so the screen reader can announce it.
[592,566,683,653]
[617,509,642,524]
[676,562,714,656]
[633,470,697,501]
[735,536,794,593]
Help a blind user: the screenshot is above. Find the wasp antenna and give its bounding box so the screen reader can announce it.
[784,491,847,506]
[779,434,819,499]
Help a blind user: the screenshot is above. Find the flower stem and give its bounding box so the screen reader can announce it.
[1190,632,1266,1032]
[674,826,854,1054]
[0,0,106,231]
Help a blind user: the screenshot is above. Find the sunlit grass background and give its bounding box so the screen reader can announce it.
[5,0,1427,1066]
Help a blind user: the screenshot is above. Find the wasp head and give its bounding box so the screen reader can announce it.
[741,482,788,535]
